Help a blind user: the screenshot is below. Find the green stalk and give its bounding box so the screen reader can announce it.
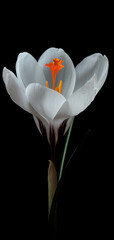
[58,118,74,181]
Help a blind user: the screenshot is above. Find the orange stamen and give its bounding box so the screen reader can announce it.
[45,58,64,93]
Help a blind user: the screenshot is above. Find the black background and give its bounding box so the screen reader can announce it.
[0,3,113,239]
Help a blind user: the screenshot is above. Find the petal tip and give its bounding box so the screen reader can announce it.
[103,55,109,66]
[3,66,7,73]
[2,67,9,83]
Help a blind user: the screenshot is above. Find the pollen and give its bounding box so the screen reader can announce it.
[45,58,64,94]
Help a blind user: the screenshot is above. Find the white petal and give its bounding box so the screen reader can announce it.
[38,47,76,98]
[33,115,42,135]
[75,53,109,91]
[16,52,46,88]
[33,115,50,140]
[95,55,109,92]
[26,83,66,121]
[3,67,31,112]
[55,74,97,121]
[64,117,74,135]
[51,117,73,143]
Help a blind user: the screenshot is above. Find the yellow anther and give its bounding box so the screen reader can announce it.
[59,80,62,94]
[46,81,49,88]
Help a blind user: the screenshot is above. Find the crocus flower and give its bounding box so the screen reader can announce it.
[3,48,109,144]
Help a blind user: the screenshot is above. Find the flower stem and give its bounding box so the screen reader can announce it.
[49,128,92,233]
[58,118,74,181]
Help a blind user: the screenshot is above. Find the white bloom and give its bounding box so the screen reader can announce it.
[3,48,109,143]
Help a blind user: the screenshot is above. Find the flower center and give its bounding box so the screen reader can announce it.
[45,58,64,94]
